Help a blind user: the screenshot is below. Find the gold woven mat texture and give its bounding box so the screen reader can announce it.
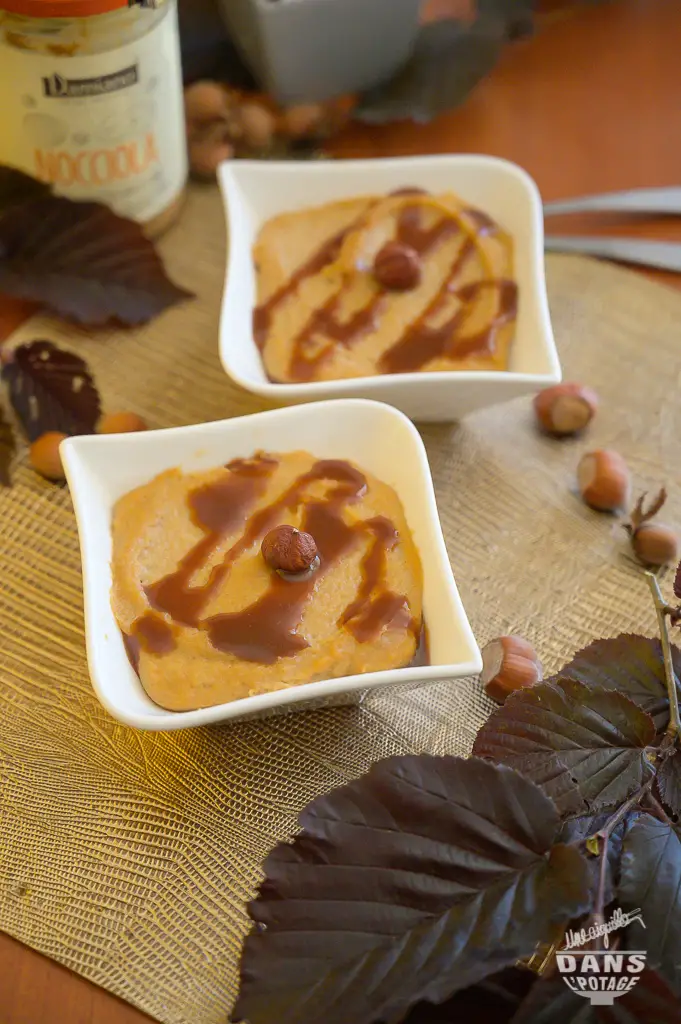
[1,186,681,1024]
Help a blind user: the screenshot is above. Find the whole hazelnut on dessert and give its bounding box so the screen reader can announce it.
[534,383,598,437]
[373,241,422,291]
[577,450,631,512]
[29,431,67,481]
[184,81,228,125]
[480,635,543,705]
[262,525,319,576]
[98,411,148,434]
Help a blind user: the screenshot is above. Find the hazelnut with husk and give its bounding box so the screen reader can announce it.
[625,488,679,567]
[262,525,320,578]
[480,635,543,705]
[534,382,598,437]
[577,450,631,512]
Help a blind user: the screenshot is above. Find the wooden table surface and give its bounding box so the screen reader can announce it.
[1,1,680,1021]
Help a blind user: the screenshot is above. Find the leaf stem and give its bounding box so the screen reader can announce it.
[596,777,654,842]
[594,834,609,926]
[642,790,673,826]
[646,571,681,741]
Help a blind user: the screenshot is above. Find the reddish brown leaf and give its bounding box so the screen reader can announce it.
[553,634,676,737]
[233,755,592,1024]
[656,752,681,816]
[2,340,101,442]
[0,405,15,485]
[618,813,681,995]
[0,165,51,215]
[0,195,192,325]
[472,679,656,814]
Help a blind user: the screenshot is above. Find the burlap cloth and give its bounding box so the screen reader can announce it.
[1,185,680,1024]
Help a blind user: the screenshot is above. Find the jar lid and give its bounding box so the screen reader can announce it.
[1,0,157,17]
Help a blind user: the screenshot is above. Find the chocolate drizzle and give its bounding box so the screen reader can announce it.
[124,456,420,667]
[254,196,515,381]
[287,203,460,380]
[253,229,348,350]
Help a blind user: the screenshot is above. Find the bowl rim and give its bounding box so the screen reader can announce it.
[218,153,561,398]
[62,398,482,731]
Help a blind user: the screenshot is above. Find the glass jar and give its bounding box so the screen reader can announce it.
[0,0,187,236]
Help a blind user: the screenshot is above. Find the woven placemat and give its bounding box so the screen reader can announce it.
[1,185,681,1024]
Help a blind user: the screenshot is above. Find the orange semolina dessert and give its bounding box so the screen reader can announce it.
[253,188,517,383]
[111,450,424,711]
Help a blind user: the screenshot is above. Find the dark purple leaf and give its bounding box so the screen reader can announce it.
[557,635,676,736]
[400,966,535,1024]
[233,755,592,1024]
[618,813,681,995]
[472,680,656,815]
[2,340,101,442]
[0,195,192,326]
[674,562,681,601]
[657,753,681,816]
[0,404,15,485]
[0,165,51,215]
[510,969,681,1024]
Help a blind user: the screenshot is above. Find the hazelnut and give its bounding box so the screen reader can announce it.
[632,523,680,567]
[98,411,148,434]
[238,103,276,149]
[534,383,598,437]
[373,241,422,291]
[184,81,228,125]
[481,636,543,705]
[577,450,631,512]
[29,431,67,481]
[280,103,326,139]
[262,525,319,576]
[189,136,234,179]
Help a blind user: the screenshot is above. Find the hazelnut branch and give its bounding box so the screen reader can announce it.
[646,571,681,741]
[593,833,609,930]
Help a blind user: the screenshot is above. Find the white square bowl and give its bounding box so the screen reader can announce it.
[218,155,561,423]
[61,399,481,732]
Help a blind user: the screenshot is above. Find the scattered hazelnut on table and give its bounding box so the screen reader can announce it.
[625,488,679,567]
[262,525,319,576]
[280,103,326,139]
[577,450,631,512]
[480,635,543,705]
[534,382,599,437]
[238,103,277,149]
[184,80,229,126]
[98,411,148,434]
[29,431,67,481]
[373,241,422,291]
[189,135,235,179]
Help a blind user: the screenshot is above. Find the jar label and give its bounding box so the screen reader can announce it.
[0,5,187,225]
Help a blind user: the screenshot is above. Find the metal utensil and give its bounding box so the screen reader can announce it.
[544,186,681,217]
[544,235,681,272]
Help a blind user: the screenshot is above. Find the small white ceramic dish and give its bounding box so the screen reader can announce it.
[62,399,481,732]
[218,155,561,422]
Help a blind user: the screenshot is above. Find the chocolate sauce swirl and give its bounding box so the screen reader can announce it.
[124,456,420,667]
[253,197,515,382]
